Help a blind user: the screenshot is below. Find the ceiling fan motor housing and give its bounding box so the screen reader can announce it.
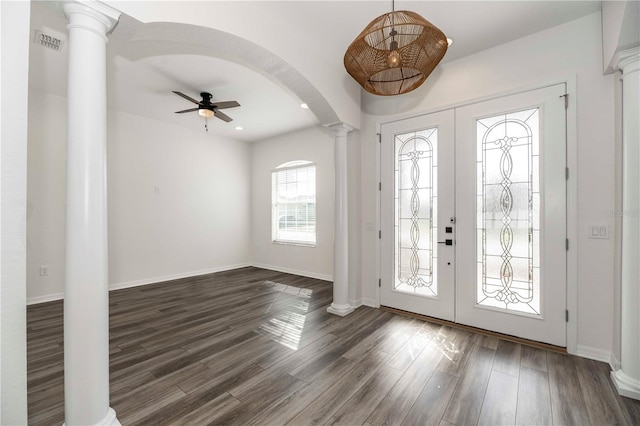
[199,92,215,115]
[200,92,213,104]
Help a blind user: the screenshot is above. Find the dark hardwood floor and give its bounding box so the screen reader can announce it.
[27,267,640,425]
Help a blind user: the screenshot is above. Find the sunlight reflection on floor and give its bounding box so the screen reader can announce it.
[257,281,313,350]
[434,328,459,362]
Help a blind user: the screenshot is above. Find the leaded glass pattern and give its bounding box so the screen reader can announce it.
[394,128,438,297]
[476,108,540,315]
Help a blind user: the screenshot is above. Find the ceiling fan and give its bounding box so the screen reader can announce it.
[172,91,240,123]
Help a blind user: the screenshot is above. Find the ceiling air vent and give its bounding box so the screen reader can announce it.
[33,30,63,52]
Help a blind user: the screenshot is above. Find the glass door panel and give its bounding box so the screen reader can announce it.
[476,108,540,315]
[395,128,438,297]
[381,110,455,321]
[456,84,567,346]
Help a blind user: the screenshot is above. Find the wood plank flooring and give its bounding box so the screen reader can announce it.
[27,267,640,425]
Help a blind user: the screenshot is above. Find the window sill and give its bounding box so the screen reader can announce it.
[272,240,316,248]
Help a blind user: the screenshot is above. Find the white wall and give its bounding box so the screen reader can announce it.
[26,92,67,302]
[359,12,617,357]
[108,108,251,287]
[27,92,252,302]
[251,126,334,281]
[1,1,29,423]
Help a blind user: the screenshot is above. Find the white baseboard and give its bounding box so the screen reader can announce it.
[109,263,252,291]
[26,262,329,306]
[349,298,363,309]
[576,345,614,367]
[362,298,378,308]
[251,263,333,282]
[26,263,252,305]
[27,292,65,305]
[611,369,640,400]
[610,352,621,371]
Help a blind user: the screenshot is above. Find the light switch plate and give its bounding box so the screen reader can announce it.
[589,225,609,239]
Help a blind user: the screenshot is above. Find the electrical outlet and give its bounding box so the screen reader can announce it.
[39,266,49,276]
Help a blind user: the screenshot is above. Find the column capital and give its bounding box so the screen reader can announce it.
[64,1,121,40]
[612,46,640,76]
[327,122,354,139]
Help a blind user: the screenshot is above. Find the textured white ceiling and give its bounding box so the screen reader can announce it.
[28,1,602,142]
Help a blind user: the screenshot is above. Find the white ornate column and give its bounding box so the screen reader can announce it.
[612,47,640,401]
[327,123,355,316]
[63,2,121,424]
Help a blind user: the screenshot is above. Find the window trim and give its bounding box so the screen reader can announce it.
[271,161,317,247]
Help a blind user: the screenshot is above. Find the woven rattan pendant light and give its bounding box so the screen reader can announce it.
[344,1,448,96]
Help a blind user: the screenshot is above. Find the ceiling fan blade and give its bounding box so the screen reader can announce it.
[172,91,200,104]
[212,101,240,110]
[214,110,233,122]
[175,107,200,114]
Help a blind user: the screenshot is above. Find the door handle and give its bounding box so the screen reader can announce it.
[438,239,454,246]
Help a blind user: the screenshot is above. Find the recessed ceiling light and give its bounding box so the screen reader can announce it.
[447,38,454,46]
[300,103,309,109]
[235,126,243,131]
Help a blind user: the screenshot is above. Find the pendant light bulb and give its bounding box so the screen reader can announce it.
[387,50,401,67]
[387,39,401,68]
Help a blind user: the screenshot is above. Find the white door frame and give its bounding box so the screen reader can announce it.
[374,77,578,353]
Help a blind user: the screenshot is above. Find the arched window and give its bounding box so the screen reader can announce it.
[272,161,316,245]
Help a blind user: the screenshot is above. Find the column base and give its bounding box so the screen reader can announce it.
[611,369,640,400]
[63,408,120,426]
[100,408,121,426]
[327,303,354,317]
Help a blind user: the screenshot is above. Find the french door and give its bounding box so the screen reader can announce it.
[380,84,567,346]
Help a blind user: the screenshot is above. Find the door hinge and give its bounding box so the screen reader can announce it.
[565,167,569,180]
[566,238,569,251]
[377,133,381,143]
[566,309,569,322]
[378,278,381,288]
[379,230,382,239]
[379,182,382,191]
[560,93,569,109]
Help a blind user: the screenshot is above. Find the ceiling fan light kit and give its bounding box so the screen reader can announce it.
[344,5,448,96]
[173,91,240,130]
[198,109,214,118]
